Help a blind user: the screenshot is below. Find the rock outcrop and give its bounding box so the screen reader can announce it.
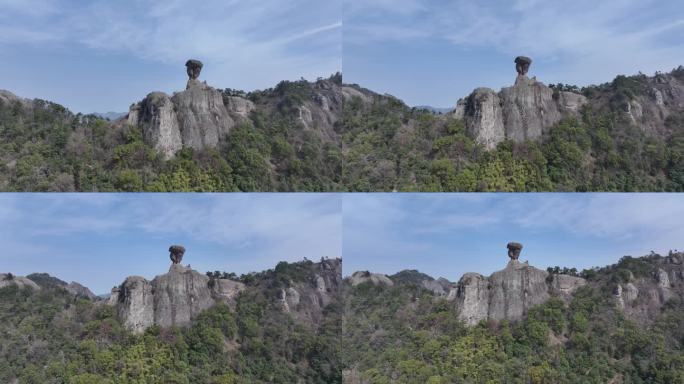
[109,246,246,333]
[450,243,585,325]
[457,56,587,149]
[169,245,185,264]
[126,60,253,159]
[349,271,394,287]
[280,258,342,326]
[612,253,684,324]
[0,273,41,291]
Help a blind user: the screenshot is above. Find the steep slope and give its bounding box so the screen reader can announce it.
[342,251,684,383]
[0,257,342,383]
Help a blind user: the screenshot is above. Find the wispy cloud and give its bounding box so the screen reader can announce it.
[345,0,684,86]
[0,193,342,265]
[343,194,684,277]
[0,0,341,84]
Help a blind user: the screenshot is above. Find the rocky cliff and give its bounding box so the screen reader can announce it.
[454,60,684,150]
[126,76,253,159]
[108,263,245,333]
[450,259,585,325]
[277,258,342,326]
[455,71,587,149]
[124,60,341,160]
[610,252,684,324]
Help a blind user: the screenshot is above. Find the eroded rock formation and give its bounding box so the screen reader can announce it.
[109,246,245,333]
[507,242,523,260]
[450,242,585,325]
[169,245,185,264]
[515,56,532,76]
[458,56,587,149]
[126,60,254,159]
[612,253,684,324]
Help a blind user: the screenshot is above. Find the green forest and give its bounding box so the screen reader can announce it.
[0,260,341,383]
[342,254,684,383]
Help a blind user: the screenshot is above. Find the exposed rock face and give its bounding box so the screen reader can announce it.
[0,273,41,291]
[450,244,586,325]
[110,247,246,333]
[151,264,216,329]
[129,92,182,159]
[614,253,684,324]
[117,276,154,334]
[171,82,235,150]
[169,245,185,264]
[282,258,342,326]
[459,57,587,149]
[66,282,97,300]
[349,271,394,287]
[463,88,505,149]
[619,70,684,135]
[126,60,252,159]
[111,264,246,333]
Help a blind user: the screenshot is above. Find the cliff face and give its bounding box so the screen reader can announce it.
[108,258,341,333]
[458,76,587,149]
[109,264,246,333]
[127,81,253,159]
[278,258,342,326]
[450,260,586,325]
[612,253,684,324]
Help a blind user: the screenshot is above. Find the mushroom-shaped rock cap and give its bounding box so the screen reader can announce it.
[169,245,186,264]
[514,56,532,76]
[185,59,203,79]
[507,242,523,260]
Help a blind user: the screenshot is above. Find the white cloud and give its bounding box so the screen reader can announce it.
[345,0,684,83]
[0,0,341,87]
[0,194,342,265]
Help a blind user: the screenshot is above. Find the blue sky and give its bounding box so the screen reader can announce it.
[0,0,341,113]
[0,194,342,294]
[343,194,684,281]
[343,0,684,108]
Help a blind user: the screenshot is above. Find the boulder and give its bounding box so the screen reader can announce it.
[349,271,394,287]
[0,273,41,291]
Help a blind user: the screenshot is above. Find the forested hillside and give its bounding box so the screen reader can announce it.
[342,253,684,383]
[0,259,342,383]
[342,67,684,192]
[0,74,343,192]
